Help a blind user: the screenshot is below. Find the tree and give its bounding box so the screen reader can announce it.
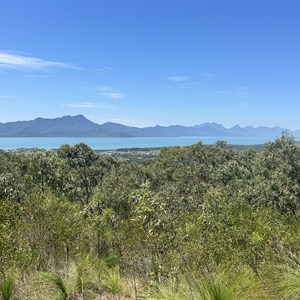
[252,133,300,215]
[58,143,98,204]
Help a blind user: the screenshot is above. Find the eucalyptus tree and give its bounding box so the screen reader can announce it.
[58,143,99,204]
[252,133,300,215]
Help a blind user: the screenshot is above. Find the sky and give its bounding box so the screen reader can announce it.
[0,0,300,129]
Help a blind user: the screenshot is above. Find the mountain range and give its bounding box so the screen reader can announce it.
[0,115,298,138]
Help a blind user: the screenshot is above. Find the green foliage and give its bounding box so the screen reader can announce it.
[58,143,100,204]
[151,282,186,300]
[35,271,72,300]
[33,256,98,300]
[69,255,97,295]
[2,136,300,298]
[101,267,124,296]
[268,260,300,300]
[17,190,86,270]
[252,133,300,214]
[0,277,16,300]
[193,271,252,300]
[0,199,17,273]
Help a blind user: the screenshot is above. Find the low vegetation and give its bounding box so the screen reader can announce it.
[1,133,300,299]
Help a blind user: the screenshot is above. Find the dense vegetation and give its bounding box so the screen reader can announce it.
[1,133,300,299]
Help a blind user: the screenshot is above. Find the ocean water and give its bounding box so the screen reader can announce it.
[0,136,289,150]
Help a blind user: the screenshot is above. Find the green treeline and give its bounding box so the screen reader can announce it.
[1,134,300,299]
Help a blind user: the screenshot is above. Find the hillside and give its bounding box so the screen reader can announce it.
[0,114,296,137]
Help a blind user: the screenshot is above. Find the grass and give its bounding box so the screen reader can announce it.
[101,267,125,299]
[6,260,300,300]
[36,271,72,300]
[0,277,16,300]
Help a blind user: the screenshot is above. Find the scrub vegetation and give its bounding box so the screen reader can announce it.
[1,133,300,299]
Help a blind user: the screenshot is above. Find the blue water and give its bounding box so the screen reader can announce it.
[0,136,290,150]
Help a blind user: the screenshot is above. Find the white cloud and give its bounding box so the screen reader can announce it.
[81,86,94,92]
[0,51,78,71]
[62,102,118,109]
[217,87,249,98]
[166,76,189,82]
[27,74,49,79]
[96,66,113,73]
[98,86,125,99]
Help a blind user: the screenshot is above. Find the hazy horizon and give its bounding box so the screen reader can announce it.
[1,1,299,129]
[0,114,298,132]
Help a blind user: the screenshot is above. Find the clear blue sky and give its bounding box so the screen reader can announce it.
[0,0,300,129]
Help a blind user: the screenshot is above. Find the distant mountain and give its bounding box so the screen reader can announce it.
[0,115,102,137]
[0,115,297,138]
[227,125,291,137]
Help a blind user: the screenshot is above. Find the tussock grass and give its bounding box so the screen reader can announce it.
[101,267,125,298]
[0,277,16,300]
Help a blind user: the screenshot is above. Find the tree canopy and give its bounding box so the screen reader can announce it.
[1,135,300,299]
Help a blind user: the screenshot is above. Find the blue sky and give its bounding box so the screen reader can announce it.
[0,0,300,129]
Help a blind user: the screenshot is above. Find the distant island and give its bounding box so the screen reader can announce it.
[0,115,298,138]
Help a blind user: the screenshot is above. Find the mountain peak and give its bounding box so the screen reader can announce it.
[72,114,86,119]
[231,125,242,129]
[61,114,87,120]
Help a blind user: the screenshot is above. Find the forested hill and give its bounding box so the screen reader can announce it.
[0,114,296,137]
[2,134,300,299]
